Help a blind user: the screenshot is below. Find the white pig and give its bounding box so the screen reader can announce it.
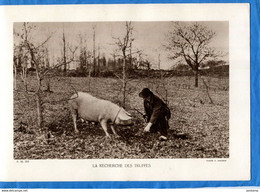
[69,92,133,137]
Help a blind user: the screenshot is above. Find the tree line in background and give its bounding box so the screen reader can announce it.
[13,23,151,78]
[14,22,226,83]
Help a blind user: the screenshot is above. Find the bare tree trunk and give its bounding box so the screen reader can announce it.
[122,56,126,108]
[62,27,67,73]
[195,65,199,87]
[129,41,132,70]
[26,35,44,130]
[21,66,28,91]
[36,92,43,129]
[201,77,214,104]
[113,54,116,70]
[114,21,133,108]
[35,63,44,130]
[88,71,91,92]
[158,54,161,78]
[93,27,96,76]
[46,77,52,92]
[195,71,198,87]
[97,46,100,76]
[156,54,168,105]
[14,65,17,90]
[88,54,92,92]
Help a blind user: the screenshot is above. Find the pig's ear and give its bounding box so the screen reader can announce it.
[125,111,132,117]
[121,108,132,117]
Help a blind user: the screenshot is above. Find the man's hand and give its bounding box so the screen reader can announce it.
[144,122,152,132]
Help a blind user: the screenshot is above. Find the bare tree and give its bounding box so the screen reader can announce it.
[78,33,87,73]
[13,50,18,90]
[97,45,100,76]
[20,22,46,129]
[13,30,22,91]
[92,25,96,76]
[165,22,219,87]
[154,53,169,105]
[14,24,35,92]
[62,24,67,73]
[15,22,78,131]
[113,21,134,108]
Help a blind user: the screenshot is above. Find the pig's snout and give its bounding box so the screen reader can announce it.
[118,118,134,126]
[115,108,134,126]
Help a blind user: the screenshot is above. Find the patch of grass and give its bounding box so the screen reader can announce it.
[14,76,229,159]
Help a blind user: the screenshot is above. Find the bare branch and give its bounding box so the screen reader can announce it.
[200,76,214,104]
[43,58,74,76]
[164,22,221,87]
[43,85,79,105]
[113,72,124,83]
[34,33,54,50]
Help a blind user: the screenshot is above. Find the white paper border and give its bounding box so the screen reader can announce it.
[0,3,250,181]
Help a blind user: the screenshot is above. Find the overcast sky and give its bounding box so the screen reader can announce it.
[14,21,229,69]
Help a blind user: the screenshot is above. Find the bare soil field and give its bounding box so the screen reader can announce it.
[14,75,229,159]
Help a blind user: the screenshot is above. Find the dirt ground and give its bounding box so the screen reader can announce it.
[13,75,229,159]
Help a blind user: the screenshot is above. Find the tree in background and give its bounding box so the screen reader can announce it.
[14,22,77,132]
[62,25,67,73]
[78,33,92,75]
[113,21,134,108]
[165,22,219,87]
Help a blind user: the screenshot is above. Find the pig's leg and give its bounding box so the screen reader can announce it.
[69,101,79,133]
[110,125,119,137]
[70,107,79,133]
[72,113,79,133]
[100,120,110,138]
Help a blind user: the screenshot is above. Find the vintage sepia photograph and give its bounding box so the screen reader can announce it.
[13,21,229,159]
[0,3,249,182]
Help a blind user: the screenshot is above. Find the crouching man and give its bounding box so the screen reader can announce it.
[139,88,171,141]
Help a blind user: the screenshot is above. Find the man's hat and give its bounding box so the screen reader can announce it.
[139,88,153,98]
